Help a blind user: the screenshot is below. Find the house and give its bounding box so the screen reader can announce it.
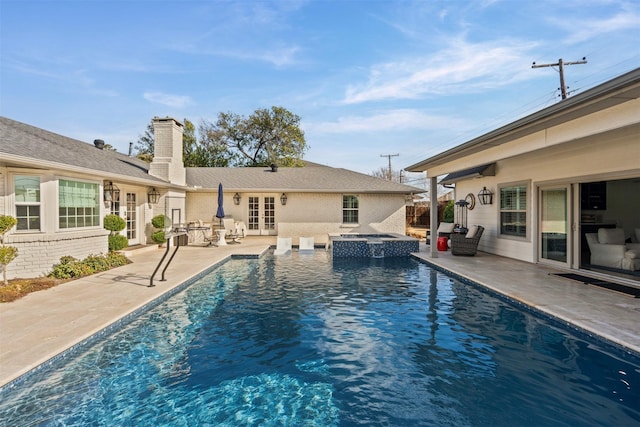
[0,116,421,279]
[406,67,640,283]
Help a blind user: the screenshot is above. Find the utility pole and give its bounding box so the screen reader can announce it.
[380,153,399,181]
[532,57,587,99]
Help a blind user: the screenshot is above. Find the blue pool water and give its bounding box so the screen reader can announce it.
[1,253,639,426]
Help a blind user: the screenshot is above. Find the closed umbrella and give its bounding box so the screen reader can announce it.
[215,182,225,228]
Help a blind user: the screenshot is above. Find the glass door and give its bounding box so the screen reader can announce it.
[126,192,139,245]
[247,195,277,235]
[539,186,569,265]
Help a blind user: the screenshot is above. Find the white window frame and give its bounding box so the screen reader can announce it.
[14,175,42,232]
[498,181,530,240]
[58,178,101,230]
[342,194,359,225]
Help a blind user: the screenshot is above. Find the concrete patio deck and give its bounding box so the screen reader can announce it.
[1,238,639,388]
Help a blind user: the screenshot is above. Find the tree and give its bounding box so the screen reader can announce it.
[0,215,18,285]
[371,167,402,182]
[200,106,307,167]
[132,120,155,162]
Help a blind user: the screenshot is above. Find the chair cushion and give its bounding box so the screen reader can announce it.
[466,225,479,239]
[625,249,640,259]
[437,223,455,233]
[598,228,625,245]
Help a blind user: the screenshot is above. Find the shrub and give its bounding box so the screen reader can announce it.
[0,215,18,243]
[0,215,18,284]
[48,252,131,280]
[104,214,126,232]
[0,245,18,285]
[151,215,169,229]
[108,234,128,251]
[83,254,110,272]
[443,200,455,223]
[48,256,93,279]
[105,251,130,268]
[151,230,166,244]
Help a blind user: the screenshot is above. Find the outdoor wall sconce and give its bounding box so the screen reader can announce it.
[103,181,120,206]
[478,187,494,205]
[233,192,241,205]
[147,188,160,206]
[280,193,288,205]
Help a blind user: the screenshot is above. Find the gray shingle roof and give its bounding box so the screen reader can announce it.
[186,166,423,194]
[0,116,163,183]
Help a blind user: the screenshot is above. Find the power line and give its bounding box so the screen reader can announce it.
[532,57,587,100]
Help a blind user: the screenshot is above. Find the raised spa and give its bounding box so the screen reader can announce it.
[328,233,419,258]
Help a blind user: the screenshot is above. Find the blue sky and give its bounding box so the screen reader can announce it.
[1,0,638,182]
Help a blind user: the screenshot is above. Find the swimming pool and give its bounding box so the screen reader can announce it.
[1,253,639,426]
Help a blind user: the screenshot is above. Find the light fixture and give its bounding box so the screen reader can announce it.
[233,192,241,205]
[103,181,120,206]
[280,193,288,205]
[454,199,470,232]
[147,188,160,205]
[478,187,494,205]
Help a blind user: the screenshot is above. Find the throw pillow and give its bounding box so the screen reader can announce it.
[466,225,478,239]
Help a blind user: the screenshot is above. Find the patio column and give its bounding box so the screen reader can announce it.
[430,175,438,258]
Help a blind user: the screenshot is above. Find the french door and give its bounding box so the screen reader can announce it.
[126,192,139,245]
[247,195,277,235]
[539,185,570,265]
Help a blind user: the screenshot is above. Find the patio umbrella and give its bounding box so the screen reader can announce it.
[215,182,225,228]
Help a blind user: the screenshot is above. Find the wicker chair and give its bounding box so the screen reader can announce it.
[450,225,484,256]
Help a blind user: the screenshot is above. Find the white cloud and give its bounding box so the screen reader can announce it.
[343,37,538,104]
[143,92,192,108]
[555,10,640,44]
[305,109,464,134]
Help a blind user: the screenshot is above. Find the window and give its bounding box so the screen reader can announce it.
[343,195,359,224]
[15,176,41,231]
[500,184,527,237]
[59,179,100,229]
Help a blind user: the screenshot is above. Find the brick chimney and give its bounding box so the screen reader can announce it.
[149,116,185,185]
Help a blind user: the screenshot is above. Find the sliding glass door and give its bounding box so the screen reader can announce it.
[540,186,569,265]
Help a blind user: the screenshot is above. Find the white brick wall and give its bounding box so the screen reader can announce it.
[5,229,109,279]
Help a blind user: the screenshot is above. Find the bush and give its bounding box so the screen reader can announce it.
[108,234,128,251]
[0,215,17,241]
[151,230,166,244]
[48,256,93,279]
[151,215,169,229]
[104,214,126,232]
[48,253,131,280]
[443,200,455,223]
[83,254,110,272]
[105,251,130,268]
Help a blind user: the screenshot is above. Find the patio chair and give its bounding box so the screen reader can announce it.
[274,237,292,255]
[450,225,484,256]
[222,218,244,243]
[299,237,315,253]
[426,222,455,245]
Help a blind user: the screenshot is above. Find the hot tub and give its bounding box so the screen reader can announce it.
[328,233,419,258]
